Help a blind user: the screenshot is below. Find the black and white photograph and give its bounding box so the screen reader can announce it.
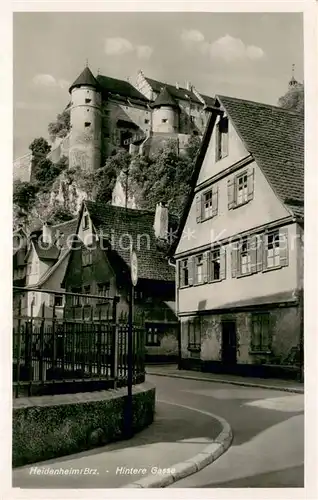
[6,5,316,497]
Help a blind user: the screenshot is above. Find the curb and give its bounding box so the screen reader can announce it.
[122,401,233,489]
[146,370,304,394]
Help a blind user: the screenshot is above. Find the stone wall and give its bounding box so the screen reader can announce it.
[13,382,155,467]
[13,152,33,182]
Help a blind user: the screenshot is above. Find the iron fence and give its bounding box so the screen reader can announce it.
[13,287,146,397]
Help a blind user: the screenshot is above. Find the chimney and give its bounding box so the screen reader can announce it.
[154,202,169,240]
[42,222,53,245]
[176,82,179,89]
[186,81,192,91]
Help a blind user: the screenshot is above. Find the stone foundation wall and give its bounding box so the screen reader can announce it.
[13,382,155,468]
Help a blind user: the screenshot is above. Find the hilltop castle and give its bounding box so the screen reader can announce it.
[13,66,216,185]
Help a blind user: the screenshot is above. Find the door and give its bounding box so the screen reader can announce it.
[221,320,237,365]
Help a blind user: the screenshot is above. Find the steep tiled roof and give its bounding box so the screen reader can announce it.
[51,218,79,256]
[85,201,176,282]
[145,77,202,104]
[151,87,179,109]
[199,93,216,108]
[97,74,149,103]
[69,67,100,93]
[217,95,304,214]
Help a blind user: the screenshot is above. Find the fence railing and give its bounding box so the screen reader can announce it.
[13,288,146,397]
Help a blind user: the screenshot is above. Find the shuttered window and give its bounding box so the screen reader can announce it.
[201,185,218,220]
[195,255,204,285]
[82,248,92,267]
[264,227,289,270]
[251,313,272,352]
[180,259,189,287]
[228,167,254,210]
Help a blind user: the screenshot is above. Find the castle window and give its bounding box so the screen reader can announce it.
[162,118,168,123]
[85,98,91,104]
[145,119,149,124]
[85,122,91,128]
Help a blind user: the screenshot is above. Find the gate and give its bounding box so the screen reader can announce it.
[12,287,145,398]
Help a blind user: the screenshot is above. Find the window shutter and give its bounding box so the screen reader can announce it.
[188,256,194,286]
[196,194,202,223]
[247,167,255,201]
[176,260,180,288]
[220,246,226,280]
[256,234,263,272]
[279,227,289,267]
[203,251,209,283]
[228,178,235,210]
[49,294,54,307]
[250,234,258,274]
[212,185,218,217]
[215,124,221,161]
[231,244,238,278]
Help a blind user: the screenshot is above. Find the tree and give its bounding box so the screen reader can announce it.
[94,149,131,203]
[29,137,51,158]
[13,180,39,213]
[49,207,74,224]
[278,82,304,114]
[34,155,69,191]
[129,137,201,216]
[48,109,71,141]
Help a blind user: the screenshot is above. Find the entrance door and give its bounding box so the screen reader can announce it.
[221,320,237,365]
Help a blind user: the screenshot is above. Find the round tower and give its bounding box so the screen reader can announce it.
[69,66,102,172]
[151,87,180,134]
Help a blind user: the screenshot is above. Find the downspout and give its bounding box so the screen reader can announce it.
[168,257,181,369]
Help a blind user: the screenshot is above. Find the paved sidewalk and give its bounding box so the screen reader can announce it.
[146,365,304,394]
[13,400,228,489]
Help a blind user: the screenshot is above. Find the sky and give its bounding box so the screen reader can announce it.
[13,12,303,159]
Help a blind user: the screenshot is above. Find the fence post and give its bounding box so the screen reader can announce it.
[39,302,45,382]
[15,294,22,398]
[52,302,57,371]
[97,307,102,377]
[26,298,34,396]
[111,297,119,388]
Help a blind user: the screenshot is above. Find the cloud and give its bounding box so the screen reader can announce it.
[182,31,265,63]
[181,29,205,43]
[209,35,265,62]
[14,101,55,111]
[32,74,70,89]
[136,45,153,59]
[104,37,154,59]
[104,37,134,55]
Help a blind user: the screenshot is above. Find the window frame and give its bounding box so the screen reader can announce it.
[238,237,252,277]
[194,254,204,286]
[97,282,110,302]
[250,312,272,353]
[82,214,89,230]
[145,323,161,347]
[265,230,281,270]
[180,258,190,288]
[236,171,249,207]
[209,248,221,282]
[82,247,92,267]
[187,317,201,351]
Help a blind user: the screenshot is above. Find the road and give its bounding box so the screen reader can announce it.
[147,374,304,488]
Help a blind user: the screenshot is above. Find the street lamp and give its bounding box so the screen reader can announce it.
[124,247,138,439]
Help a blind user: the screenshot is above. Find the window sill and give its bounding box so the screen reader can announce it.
[215,153,229,163]
[249,350,272,355]
[201,214,217,223]
[208,278,223,284]
[232,200,250,210]
[187,345,201,352]
[179,284,192,289]
[262,265,283,273]
[236,272,253,279]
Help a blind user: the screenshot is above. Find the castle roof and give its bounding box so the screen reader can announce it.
[96,74,149,104]
[151,87,179,109]
[69,66,100,93]
[144,76,202,104]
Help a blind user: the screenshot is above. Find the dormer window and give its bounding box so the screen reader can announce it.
[216,117,229,161]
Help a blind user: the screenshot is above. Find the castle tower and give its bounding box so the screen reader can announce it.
[151,87,180,134]
[68,66,102,172]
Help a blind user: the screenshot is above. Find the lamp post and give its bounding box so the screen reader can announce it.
[124,247,138,439]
